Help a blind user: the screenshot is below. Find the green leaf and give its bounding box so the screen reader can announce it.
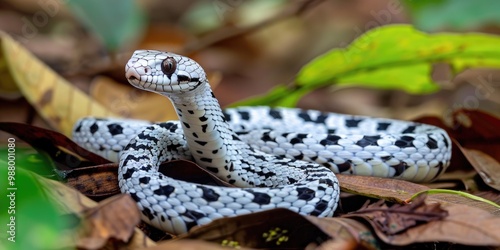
[0,167,69,249]
[0,147,57,180]
[232,25,500,107]
[403,0,500,31]
[66,0,147,51]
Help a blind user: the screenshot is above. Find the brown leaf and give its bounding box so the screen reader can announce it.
[344,195,448,235]
[36,174,156,249]
[65,163,120,199]
[458,146,500,191]
[382,203,500,246]
[337,174,429,203]
[76,194,142,250]
[304,216,379,250]
[141,239,253,250]
[180,208,329,249]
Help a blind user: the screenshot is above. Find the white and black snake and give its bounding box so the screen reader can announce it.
[73,50,452,234]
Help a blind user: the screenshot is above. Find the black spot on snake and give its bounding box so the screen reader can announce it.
[381,155,392,161]
[402,125,416,133]
[201,124,208,133]
[238,111,250,120]
[192,132,198,138]
[199,116,208,122]
[90,123,99,134]
[311,199,329,216]
[107,124,123,136]
[296,187,315,201]
[200,157,212,163]
[223,112,231,122]
[183,209,205,221]
[74,123,82,132]
[441,134,449,148]
[356,135,381,147]
[345,119,362,128]
[182,122,190,128]
[337,161,352,172]
[426,136,438,149]
[195,140,207,146]
[269,109,282,119]
[188,110,194,114]
[290,137,302,144]
[298,111,327,124]
[392,162,408,176]
[139,176,150,184]
[261,132,273,142]
[320,135,341,146]
[129,192,140,202]
[206,167,219,173]
[142,207,155,220]
[199,186,220,201]
[395,135,415,148]
[248,191,271,205]
[377,122,391,131]
[154,185,175,197]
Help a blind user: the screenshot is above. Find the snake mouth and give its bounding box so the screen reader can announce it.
[125,67,142,87]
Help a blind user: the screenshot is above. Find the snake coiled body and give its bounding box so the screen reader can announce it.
[73,50,452,234]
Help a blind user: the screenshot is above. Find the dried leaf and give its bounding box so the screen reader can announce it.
[344,195,448,235]
[64,163,120,199]
[337,174,429,203]
[383,203,500,246]
[37,174,156,249]
[304,216,378,250]
[180,208,329,249]
[76,194,141,249]
[142,239,252,250]
[459,147,500,191]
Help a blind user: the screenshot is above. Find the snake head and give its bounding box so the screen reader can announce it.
[125,50,206,94]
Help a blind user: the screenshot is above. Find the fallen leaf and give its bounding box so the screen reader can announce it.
[142,239,253,250]
[37,174,156,249]
[76,194,141,250]
[304,216,378,250]
[344,195,448,235]
[337,174,429,203]
[459,147,500,191]
[382,203,500,246]
[64,163,120,199]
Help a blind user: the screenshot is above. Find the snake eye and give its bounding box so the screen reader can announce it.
[161,57,177,76]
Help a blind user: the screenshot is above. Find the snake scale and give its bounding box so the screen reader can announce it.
[73,50,452,234]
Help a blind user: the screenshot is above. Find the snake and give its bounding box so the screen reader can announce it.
[72,50,452,234]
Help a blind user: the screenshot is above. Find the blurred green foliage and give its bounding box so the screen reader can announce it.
[403,0,500,31]
[232,25,500,107]
[66,0,146,51]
